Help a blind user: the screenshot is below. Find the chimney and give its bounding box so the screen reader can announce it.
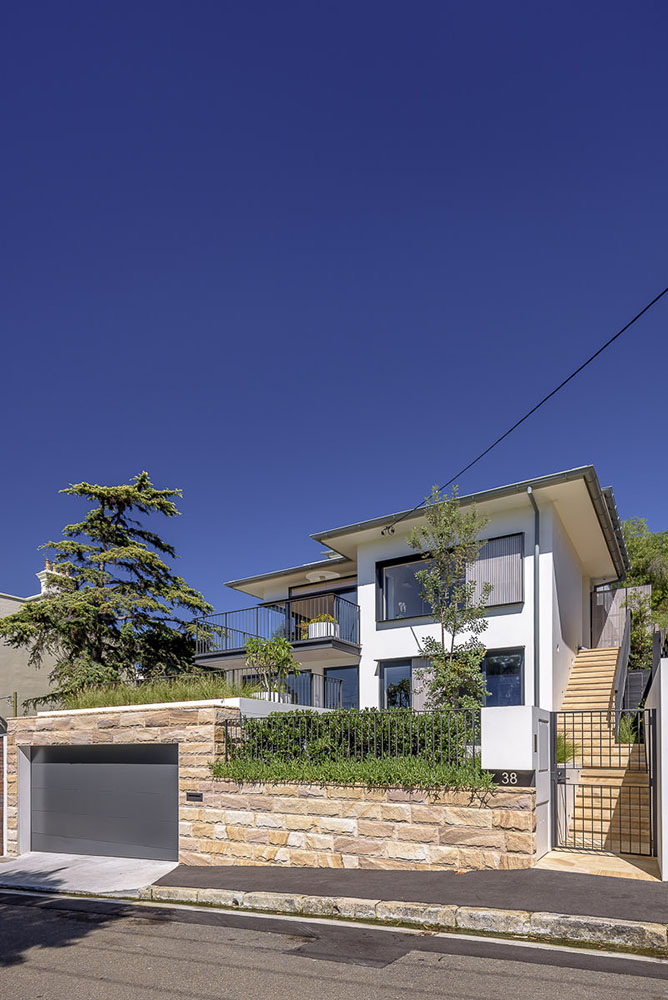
[36,559,64,596]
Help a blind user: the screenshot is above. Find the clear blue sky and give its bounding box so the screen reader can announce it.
[2,1,667,610]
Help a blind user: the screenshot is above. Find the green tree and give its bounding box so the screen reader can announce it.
[0,473,213,705]
[624,591,654,670]
[408,486,492,710]
[622,518,668,627]
[244,635,300,700]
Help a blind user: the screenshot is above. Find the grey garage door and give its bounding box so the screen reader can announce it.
[31,744,178,860]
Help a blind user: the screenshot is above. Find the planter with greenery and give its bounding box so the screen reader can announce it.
[58,672,259,710]
[211,755,493,790]
[212,707,492,790]
[298,613,338,640]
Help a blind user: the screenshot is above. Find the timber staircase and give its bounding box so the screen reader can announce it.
[556,647,653,856]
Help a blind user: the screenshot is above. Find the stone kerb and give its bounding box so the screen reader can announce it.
[3,703,240,859]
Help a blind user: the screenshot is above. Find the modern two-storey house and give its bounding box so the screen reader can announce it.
[194,465,629,714]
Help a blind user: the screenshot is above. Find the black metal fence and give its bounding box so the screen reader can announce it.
[555,709,651,770]
[554,781,653,855]
[223,708,481,766]
[552,708,656,857]
[194,593,360,656]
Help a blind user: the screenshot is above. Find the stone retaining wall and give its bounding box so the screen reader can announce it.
[5,706,536,870]
[180,780,536,870]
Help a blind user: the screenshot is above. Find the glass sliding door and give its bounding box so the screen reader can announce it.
[324,666,359,709]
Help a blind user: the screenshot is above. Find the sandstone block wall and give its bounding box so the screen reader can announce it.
[180,780,536,870]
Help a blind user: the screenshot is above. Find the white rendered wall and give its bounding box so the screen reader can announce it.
[549,507,586,711]
[248,498,590,714]
[356,506,537,709]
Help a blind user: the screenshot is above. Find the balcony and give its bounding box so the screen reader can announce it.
[194,592,361,672]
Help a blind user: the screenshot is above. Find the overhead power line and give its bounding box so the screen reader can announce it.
[381,283,668,535]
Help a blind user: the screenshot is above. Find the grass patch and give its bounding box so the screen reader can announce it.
[210,755,494,790]
[61,675,259,710]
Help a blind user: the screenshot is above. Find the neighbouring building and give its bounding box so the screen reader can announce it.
[0,566,57,717]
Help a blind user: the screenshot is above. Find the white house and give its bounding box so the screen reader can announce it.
[194,465,629,714]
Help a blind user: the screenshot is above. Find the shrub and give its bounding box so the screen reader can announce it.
[617,713,638,745]
[224,708,480,766]
[555,732,579,763]
[211,755,493,790]
[59,673,256,710]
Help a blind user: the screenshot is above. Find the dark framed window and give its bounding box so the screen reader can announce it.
[377,534,524,622]
[324,666,359,709]
[376,556,434,621]
[379,659,413,708]
[482,648,524,707]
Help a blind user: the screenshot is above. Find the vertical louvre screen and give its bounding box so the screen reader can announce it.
[411,658,429,711]
[467,533,524,606]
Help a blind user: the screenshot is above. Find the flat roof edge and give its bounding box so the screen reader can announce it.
[225,554,351,591]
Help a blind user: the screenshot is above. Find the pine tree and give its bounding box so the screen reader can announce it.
[0,472,213,704]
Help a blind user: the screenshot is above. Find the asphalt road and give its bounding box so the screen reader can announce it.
[1,891,667,1000]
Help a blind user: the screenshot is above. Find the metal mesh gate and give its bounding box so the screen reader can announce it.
[551,709,657,856]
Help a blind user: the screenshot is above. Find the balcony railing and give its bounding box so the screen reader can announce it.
[194,592,360,656]
[217,666,343,710]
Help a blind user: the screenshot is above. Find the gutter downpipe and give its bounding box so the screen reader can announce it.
[527,487,540,708]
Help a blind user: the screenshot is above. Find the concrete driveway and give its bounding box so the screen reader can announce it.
[0,852,178,896]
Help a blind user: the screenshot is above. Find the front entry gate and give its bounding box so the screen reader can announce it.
[551,709,657,857]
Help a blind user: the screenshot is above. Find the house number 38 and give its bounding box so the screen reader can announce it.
[501,771,518,784]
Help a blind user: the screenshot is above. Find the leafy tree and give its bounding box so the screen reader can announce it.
[624,591,654,670]
[622,518,668,627]
[408,486,492,710]
[0,473,213,705]
[244,635,299,700]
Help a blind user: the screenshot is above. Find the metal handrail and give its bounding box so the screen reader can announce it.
[613,609,631,734]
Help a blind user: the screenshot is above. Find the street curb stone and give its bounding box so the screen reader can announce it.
[139,885,668,952]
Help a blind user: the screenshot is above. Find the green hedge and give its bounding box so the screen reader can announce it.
[224,708,480,766]
[211,755,493,790]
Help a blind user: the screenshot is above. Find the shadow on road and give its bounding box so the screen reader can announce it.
[0,877,142,968]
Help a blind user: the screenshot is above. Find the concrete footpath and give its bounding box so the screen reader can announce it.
[141,865,668,953]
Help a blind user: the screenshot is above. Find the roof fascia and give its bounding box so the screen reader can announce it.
[311,465,629,580]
